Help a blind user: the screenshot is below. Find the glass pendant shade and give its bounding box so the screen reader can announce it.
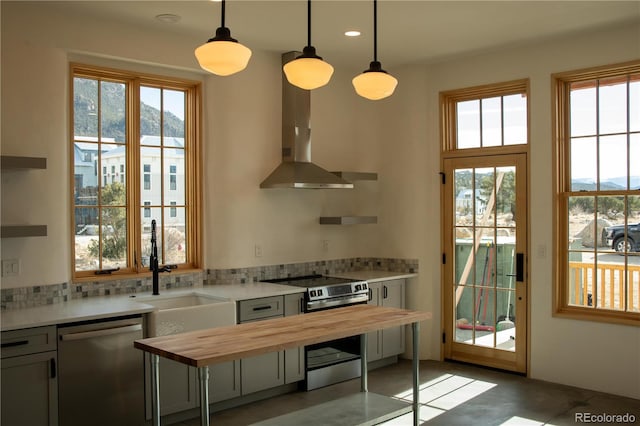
[195,37,252,76]
[283,52,334,90]
[284,0,333,90]
[354,0,397,100]
[195,1,251,76]
[352,62,398,100]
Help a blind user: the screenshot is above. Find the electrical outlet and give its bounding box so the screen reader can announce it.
[2,259,20,277]
[254,244,263,258]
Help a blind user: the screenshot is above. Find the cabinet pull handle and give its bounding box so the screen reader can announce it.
[252,305,272,311]
[1,340,29,348]
[383,286,388,299]
[368,288,372,302]
[50,358,56,379]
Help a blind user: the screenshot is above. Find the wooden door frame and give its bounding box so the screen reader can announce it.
[441,153,530,374]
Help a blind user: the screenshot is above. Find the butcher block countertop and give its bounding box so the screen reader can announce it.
[134,304,429,368]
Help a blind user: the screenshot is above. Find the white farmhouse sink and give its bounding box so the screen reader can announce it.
[138,293,236,337]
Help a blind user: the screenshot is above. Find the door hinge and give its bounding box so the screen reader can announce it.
[442,332,446,344]
[439,172,446,185]
[442,253,446,264]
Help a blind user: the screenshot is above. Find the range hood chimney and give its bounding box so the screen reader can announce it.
[260,52,354,189]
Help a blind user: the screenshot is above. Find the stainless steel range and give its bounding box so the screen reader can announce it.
[264,275,369,390]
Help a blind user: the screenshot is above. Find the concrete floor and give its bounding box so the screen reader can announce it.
[180,360,640,426]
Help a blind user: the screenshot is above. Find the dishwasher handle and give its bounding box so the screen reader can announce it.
[59,324,142,342]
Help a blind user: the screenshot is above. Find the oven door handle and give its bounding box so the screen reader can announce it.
[306,295,368,311]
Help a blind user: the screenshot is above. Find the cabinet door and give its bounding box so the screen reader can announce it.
[1,351,58,426]
[381,279,406,357]
[366,284,382,361]
[283,293,305,384]
[241,351,284,394]
[208,360,241,402]
[146,356,197,418]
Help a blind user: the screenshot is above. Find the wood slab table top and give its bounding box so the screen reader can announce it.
[134,304,430,368]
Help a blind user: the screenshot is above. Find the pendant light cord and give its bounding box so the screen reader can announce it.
[373,0,378,62]
[307,0,312,47]
[221,0,226,28]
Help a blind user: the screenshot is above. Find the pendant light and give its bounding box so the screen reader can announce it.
[195,0,252,76]
[283,0,334,90]
[352,0,398,100]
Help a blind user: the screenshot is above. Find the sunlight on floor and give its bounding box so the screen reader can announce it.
[388,373,497,423]
[499,415,554,425]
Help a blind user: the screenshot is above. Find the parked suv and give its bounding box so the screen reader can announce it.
[602,223,640,253]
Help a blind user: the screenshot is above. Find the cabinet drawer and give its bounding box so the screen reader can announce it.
[1,326,57,358]
[238,296,283,322]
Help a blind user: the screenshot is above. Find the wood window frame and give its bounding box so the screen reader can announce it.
[70,63,202,281]
[552,60,640,326]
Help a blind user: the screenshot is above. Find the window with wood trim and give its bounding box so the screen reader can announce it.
[441,79,528,153]
[553,60,640,325]
[71,64,201,279]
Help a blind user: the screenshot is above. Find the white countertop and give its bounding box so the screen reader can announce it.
[329,270,418,283]
[1,283,304,332]
[0,272,416,332]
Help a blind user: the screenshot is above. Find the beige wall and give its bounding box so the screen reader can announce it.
[390,22,640,398]
[1,1,638,399]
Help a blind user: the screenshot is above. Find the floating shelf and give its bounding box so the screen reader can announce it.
[1,155,47,170]
[331,171,378,181]
[319,216,377,225]
[1,225,48,238]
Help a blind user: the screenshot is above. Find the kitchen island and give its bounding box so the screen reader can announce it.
[135,304,429,426]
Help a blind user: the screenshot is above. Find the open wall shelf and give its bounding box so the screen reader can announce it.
[1,225,48,238]
[1,155,47,170]
[319,216,378,225]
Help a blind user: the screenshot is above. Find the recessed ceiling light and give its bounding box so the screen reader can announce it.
[345,30,361,37]
[155,14,181,24]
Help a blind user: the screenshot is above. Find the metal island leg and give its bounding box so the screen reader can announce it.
[360,333,368,392]
[151,354,160,426]
[412,322,420,426]
[198,366,210,426]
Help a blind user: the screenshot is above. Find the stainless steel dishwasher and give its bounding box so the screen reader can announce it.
[57,315,144,426]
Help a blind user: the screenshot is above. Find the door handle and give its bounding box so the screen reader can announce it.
[507,253,524,282]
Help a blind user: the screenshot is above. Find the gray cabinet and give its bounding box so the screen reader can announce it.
[145,315,240,419]
[283,293,305,384]
[367,279,406,361]
[238,296,285,395]
[1,326,58,426]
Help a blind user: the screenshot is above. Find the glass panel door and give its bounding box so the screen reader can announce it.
[443,154,527,373]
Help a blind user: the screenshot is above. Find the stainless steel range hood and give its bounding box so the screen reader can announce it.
[260,52,353,189]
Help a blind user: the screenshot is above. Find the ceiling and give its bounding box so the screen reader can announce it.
[46,1,640,68]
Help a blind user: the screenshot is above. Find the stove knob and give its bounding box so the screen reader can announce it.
[355,284,361,291]
[310,290,316,297]
[363,283,368,290]
[318,289,323,296]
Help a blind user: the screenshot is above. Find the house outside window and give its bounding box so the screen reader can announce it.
[170,165,177,191]
[553,60,640,325]
[143,164,151,191]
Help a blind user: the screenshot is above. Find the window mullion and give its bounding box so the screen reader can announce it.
[130,78,142,273]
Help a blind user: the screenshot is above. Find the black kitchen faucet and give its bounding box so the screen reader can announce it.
[150,219,175,295]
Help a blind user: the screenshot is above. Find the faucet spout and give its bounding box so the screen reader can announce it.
[150,220,160,295]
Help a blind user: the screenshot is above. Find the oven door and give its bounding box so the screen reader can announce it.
[303,299,366,390]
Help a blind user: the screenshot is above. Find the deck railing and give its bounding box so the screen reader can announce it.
[569,261,640,311]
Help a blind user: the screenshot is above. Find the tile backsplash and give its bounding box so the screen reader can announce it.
[1,257,417,310]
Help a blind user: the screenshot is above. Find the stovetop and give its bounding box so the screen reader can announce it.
[263,275,357,289]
